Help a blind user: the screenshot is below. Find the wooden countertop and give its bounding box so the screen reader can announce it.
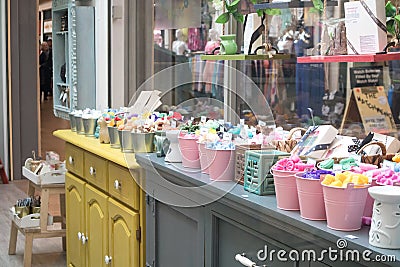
[53,129,139,169]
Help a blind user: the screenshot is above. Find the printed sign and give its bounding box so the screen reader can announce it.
[340,86,396,135]
[350,66,383,88]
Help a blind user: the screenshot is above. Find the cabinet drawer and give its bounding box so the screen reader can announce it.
[65,143,84,177]
[108,163,140,210]
[84,152,108,190]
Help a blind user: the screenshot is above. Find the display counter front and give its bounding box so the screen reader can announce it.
[136,153,400,267]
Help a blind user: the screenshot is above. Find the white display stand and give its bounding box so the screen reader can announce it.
[8,170,66,267]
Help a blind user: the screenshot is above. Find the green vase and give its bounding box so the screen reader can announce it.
[220,34,237,55]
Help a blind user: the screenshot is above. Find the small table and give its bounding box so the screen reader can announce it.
[8,179,66,267]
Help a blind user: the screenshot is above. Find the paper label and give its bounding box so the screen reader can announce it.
[258,120,266,126]
[223,132,232,141]
[171,120,177,128]
[333,164,342,172]
[201,116,207,123]
[307,158,317,166]
[351,154,362,163]
[191,117,194,121]
[218,119,225,125]
[169,111,174,116]
[200,128,208,135]
[151,114,156,121]
[382,160,396,170]
[240,119,245,125]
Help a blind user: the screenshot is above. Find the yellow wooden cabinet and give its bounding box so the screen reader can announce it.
[57,130,145,267]
[85,183,108,267]
[65,173,85,267]
[108,198,140,266]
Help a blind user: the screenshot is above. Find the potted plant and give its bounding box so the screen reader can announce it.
[211,0,280,55]
[386,0,400,47]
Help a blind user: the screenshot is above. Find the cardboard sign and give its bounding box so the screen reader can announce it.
[340,86,396,135]
[350,66,383,88]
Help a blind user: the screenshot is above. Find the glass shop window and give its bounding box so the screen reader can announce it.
[152,0,226,121]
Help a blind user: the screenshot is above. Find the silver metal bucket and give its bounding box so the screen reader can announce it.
[75,115,85,135]
[107,126,120,148]
[69,113,76,132]
[83,118,98,137]
[119,130,134,153]
[132,132,155,153]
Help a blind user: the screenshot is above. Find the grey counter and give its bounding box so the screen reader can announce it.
[136,153,400,267]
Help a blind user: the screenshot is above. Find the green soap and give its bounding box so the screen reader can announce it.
[320,158,334,169]
[339,157,355,165]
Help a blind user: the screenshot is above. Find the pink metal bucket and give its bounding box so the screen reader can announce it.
[197,142,211,174]
[271,167,299,211]
[206,148,235,181]
[178,136,200,169]
[322,183,370,231]
[295,173,326,220]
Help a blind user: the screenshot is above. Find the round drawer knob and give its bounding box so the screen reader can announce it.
[81,234,88,245]
[89,166,96,176]
[69,156,74,165]
[105,255,112,264]
[114,180,121,189]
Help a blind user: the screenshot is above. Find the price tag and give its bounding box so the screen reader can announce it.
[191,117,194,121]
[150,114,156,121]
[223,132,232,141]
[171,120,177,128]
[169,111,174,116]
[351,154,362,163]
[187,120,192,126]
[258,120,266,126]
[218,119,225,125]
[382,160,396,170]
[307,158,317,166]
[333,164,342,172]
[200,127,208,135]
[240,119,245,125]
[201,116,207,123]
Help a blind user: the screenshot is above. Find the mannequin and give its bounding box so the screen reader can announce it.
[172,29,189,55]
[203,29,220,93]
[204,28,220,54]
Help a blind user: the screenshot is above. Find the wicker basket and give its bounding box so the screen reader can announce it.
[357,141,395,167]
[235,144,262,185]
[271,127,307,153]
